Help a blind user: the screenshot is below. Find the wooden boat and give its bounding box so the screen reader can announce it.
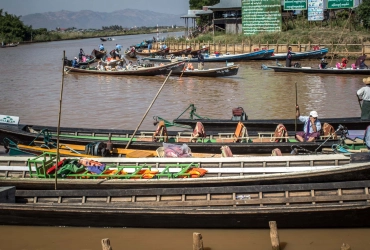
[124,48,136,58]
[190,47,209,56]
[91,49,107,59]
[171,64,239,77]
[1,42,19,48]
[100,37,107,41]
[173,117,370,132]
[260,48,329,60]
[142,49,275,63]
[2,178,370,228]
[169,47,192,56]
[0,122,357,155]
[64,61,184,76]
[136,47,170,56]
[100,58,123,67]
[0,153,364,190]
[63,56,96,66]
[267,65,370,75]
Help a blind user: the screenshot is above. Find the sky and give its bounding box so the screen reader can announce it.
[1,0,190,16]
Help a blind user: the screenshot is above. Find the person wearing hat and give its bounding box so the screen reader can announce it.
[295,105,322,142]
[357,77,370,120]
[72,57,80,68]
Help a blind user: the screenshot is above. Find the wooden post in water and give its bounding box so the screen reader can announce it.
[193,232,203,250]
[341,243,351,250]
[125,70,172,149]
[101,238,113,250]
[55,50,66,190]
[269,221,280,250]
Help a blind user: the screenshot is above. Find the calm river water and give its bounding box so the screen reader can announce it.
[0,32,369,249]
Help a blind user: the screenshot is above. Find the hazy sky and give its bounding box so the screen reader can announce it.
[1,0,190,16]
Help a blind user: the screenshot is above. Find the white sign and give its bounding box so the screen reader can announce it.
[0,115,20,124]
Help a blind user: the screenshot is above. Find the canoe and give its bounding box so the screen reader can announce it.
[64,61,184,76]
[2,178,370,228]
[136,47,170,56]
[0,122,355,155]
[267,65,370,75]
[1,42,19,48]
[91,49,107,59]
[0,153,362,190]
[171,65,239,77]
[142,49,275,63]
[124,48,136,58]
[260,48,329,60]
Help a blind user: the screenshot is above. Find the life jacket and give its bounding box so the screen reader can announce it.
[187,63,194,70]
[273,124,288,142]
[321,123,337,139]
[152,121,168,142]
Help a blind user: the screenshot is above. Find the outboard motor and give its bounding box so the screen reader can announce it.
[231,107,248,121]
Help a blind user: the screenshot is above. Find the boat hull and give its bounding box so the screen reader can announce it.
[267,65,370,75]
[171,65,239,77]
[259,48,329,60]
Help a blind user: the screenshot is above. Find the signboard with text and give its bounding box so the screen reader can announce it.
[284,0,307,10]
[327,0,354,9]
[242,0,281,35]
[308,0,324,21]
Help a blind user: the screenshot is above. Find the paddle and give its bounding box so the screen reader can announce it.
[125,70,173,149]
[295,82,298,132]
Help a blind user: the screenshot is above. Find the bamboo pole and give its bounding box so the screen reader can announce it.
[125,70,173,149]
[55,51,66,190]
[269,221,280,250]
[193,232,203,250]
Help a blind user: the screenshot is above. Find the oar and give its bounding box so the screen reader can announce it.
[178,59,189,81]
[295,82,298,132]
[125,70,172,149]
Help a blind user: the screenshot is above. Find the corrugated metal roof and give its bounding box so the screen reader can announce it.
[209,0,241,9]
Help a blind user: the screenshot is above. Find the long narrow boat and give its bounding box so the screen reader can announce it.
[91,49,107,59]
[0,122,359,155]
[1,42,19,48]
[190,47,209,56]
[142,49,275,63]
[267,65,370,75]
[124,48,136,58]
[136,47,170,56]
[64,61,184,76]
[1,179,370,228]
[0,153,363,190]
[171,65,239,77]
[259,48,329,60]
[173,117,370,132]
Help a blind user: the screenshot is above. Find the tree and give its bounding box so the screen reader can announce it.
[0,9,32,43]
[356,0,370,29]
[189,0,220,10]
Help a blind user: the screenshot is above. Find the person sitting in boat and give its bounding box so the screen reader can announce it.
[115,44,122,51]
[110,49,119,59]
[148,43,152,53]
[72,57,80,68]
[357,77,370,120]
[126,61,134,70]
[96,61,104,71]
[197,51,204,70]
[99,44,105,52]
[319,58,328,69]
[78,48,85,62]
[340,58,348,69]
[187,63,194,70]
[355,55,368,69]
[295,105,321,142]
[286,47,295,67]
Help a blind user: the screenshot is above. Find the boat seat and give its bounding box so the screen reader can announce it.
[176,122,207,143]
[216,121,249,143]
[253,124,289,143]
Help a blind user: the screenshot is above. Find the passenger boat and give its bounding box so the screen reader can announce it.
[267,65,370,75]
[261,48,329,60]
[63,61,184,76]
[124,48,136,58]
[0,121,359,155]
[91,49,107,59]
[136,47,170,56]
[142,49,275,63]
[172,64,239,77]
[1,178,370,228]
[0,153,364,190]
